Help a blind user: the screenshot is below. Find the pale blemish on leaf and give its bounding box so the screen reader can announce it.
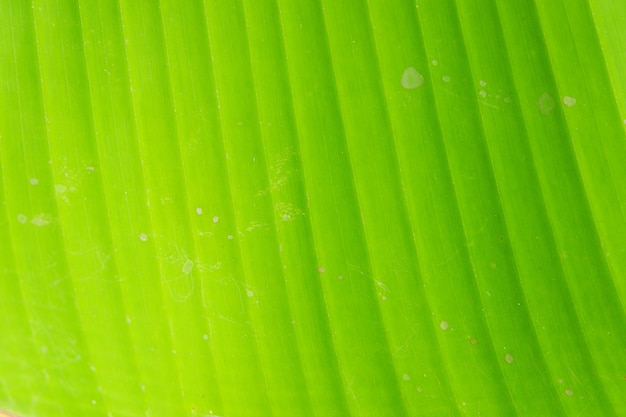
[196,207,203,215]
[440,320,449,330]
[375,280,391,300]
[442,75,451,83]
[537,93,556,115]
[30,213,51,226]
[563,96,577,107]
[275,202,305,222]
[29,177,39,185]
[505,353,514,364]
[565,388,574,397]
[138,233,148,242]
[17,214,27,224]
[182,259,194,275]
[401,67,424,89]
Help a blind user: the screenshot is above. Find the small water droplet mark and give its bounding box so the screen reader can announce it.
[440,320,449,330]
[246,290,254,297]
[537,93,555,115]
[30,213,50,227]
[212,216,219,223]
[479,80,487,87]
[401,67,425,89]
[479,90,488,98]
[442,75,451,83]
[505,353,514,364]
[565,389,574,397]
[138,233,148,242]
[17,214,27,224]
[182,260,194,274]
[563,96,577,107]
[196,207,203,215]
[203,334,209,340]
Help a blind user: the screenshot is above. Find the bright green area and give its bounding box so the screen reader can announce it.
[1,0,625,416]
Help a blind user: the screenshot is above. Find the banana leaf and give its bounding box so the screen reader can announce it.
[1,0,625,416]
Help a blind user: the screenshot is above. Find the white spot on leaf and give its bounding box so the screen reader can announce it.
[182,259,194,275]
[196,207,203,215]
[17,214,28,224]
[563,96,577,107]
[31,213,51,227]
[505,353,514,364]
[537,93,556,115]
[138,233,148,242]
[440,320,449,330]
[401,67,424,89]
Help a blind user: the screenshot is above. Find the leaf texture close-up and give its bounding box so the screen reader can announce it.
[1,0,625,416]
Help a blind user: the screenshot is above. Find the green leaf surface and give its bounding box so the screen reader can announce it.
[1,0,625,416]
